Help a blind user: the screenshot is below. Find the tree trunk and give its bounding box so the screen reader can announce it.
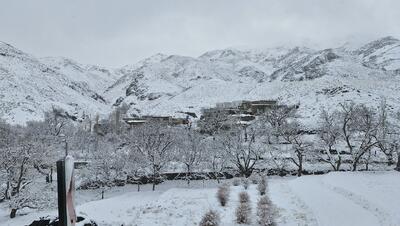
[13,159,27,196]
[335,162,340,171]
[297,161,302,177]
[216,173,221,184]
[352,161,358,171]
[152,170,156,191]
[50,167,53,183]
[186,165,191,186]
[4,181,10,200]
[352,154,362,171]
[297,152,303,177]
[10,208,17,218]
[387,152,394,166]
[395,152,400,171]
[336,156,342,171]
[152,165,157,191]
[244,170,252,178]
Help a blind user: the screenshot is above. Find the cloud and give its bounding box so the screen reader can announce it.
[0,0,399,67]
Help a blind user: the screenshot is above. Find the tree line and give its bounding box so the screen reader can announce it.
[1,100,399,218]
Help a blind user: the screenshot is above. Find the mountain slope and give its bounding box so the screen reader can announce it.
[40,57,119,91]
[0,42,116,123]
[1,37,400,126]
[105,37,400,127]
[356,36,400,73]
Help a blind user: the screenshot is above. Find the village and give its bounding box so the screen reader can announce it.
[121,99,280,128]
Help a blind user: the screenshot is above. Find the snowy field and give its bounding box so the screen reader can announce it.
[1,171,399,226]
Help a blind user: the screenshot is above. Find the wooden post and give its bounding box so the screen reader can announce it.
[57,160,67,226]
[57,156,77,226]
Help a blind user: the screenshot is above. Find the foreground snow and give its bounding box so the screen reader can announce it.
[271,171,400,226]
[1,171,399,226]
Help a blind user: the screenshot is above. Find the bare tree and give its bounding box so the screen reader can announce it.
[219,128,263,177]
[198,110,230,136]
[280,119,310,177]
[8,182,56,218]
[43,107,70,137]
[177,129,205,185]
[393,112,400,171]
[338,102,380,171]
[259,105,302,175]
[84,133,128,189]
[0,143,34,201]
[129,122,175,191]
[204,137,229,183]
[24,121,60,183]
[374,101,400,168]
[267,149,290,176]
[0,121,16,201]
[259,105,297,144]
[317,109,343,171]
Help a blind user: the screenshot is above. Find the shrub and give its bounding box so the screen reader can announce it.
[249,174,260,184]
[257,176,267,196]
[236,203,251,224]
[257,195,274,226]
[236,191,251,224]
[216,184,230,206]
[238,192,250,203]
[199,210,220,226]
[242,178,250,190]
[232,178,241,186]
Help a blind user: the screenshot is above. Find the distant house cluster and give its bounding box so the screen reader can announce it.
[121,100,279,129]
[122,115,191,127]
[201,99,278,124]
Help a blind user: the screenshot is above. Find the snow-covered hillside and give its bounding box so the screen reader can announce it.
[40,57,119,92]
[0,42,117,123]
[2,36,400,125]
[106,36,400,127]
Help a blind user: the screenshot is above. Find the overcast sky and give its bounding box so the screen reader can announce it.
[1,0,399,67]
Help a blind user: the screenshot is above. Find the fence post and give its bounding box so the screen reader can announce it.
[57,155,77,226]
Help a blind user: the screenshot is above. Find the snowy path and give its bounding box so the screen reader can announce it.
[322,172,400,226]
[270,178,319,226]
[288,176,381,226]
[320,180,393,226]
[270,171,400,226]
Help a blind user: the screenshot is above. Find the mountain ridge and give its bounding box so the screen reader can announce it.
[1,37,400,126]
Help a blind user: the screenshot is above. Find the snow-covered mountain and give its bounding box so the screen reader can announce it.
[105,36,400,127]
[0,41,118,123]
[356,36,400,72]
[2,37,400,126]
[40,57,119,92]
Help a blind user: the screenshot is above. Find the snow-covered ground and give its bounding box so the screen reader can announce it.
[1,171,399,226]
